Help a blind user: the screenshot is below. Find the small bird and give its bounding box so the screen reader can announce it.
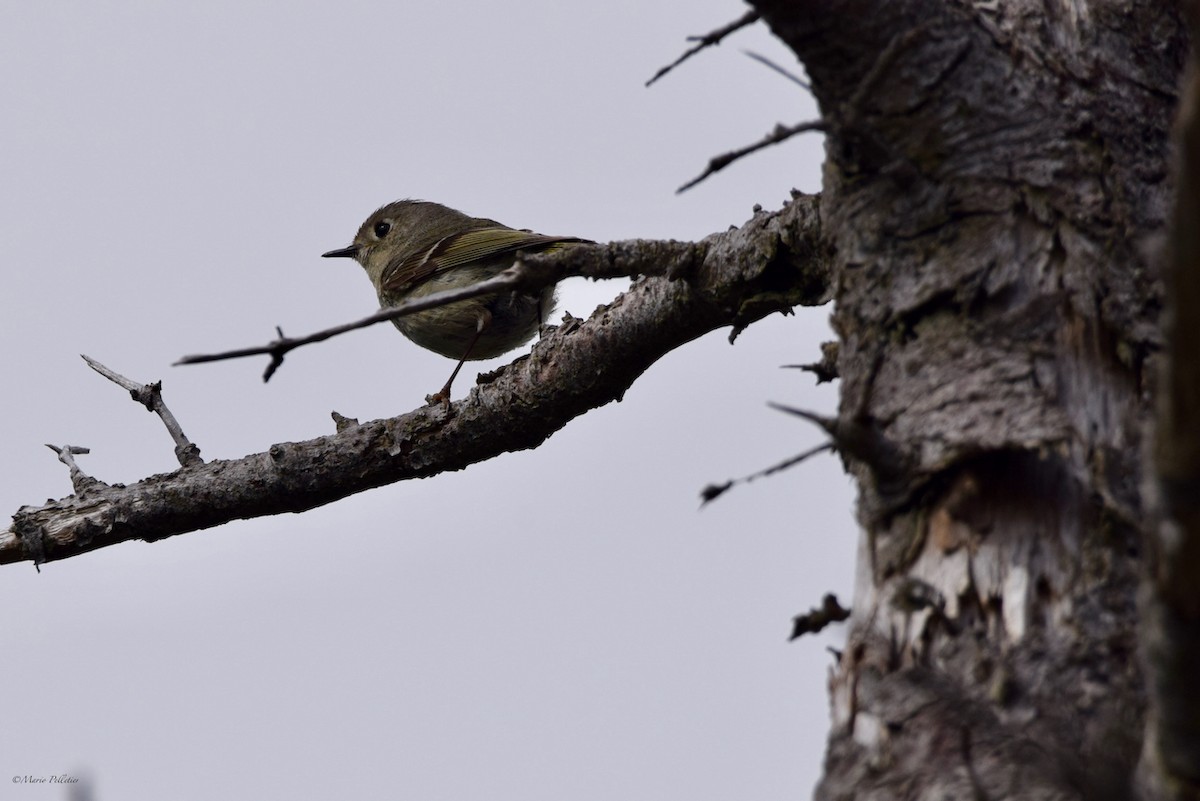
[323,199,589,402]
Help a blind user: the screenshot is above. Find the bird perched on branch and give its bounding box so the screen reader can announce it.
[323,199,589,402]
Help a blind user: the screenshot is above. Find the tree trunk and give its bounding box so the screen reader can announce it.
[747,1,1190,798]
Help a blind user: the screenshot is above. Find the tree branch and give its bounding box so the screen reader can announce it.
[790,592,851,641]
[678,120,828,193]
[1,196,830,567]
[82,355,203,467]
[176,234,707,381]
[645,9,762,87]
[700,440,833,505]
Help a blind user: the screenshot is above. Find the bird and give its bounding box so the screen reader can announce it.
[323,199,590,402]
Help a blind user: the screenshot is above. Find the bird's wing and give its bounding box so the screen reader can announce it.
[380,228,590,294]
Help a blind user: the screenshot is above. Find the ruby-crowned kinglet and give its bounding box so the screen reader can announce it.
[322,199,588,401]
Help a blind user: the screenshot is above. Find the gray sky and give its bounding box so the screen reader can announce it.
[0,2,854,799]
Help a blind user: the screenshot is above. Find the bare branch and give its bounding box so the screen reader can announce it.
[44,444,102,495]
[676,25,947,196]
[790,593,850,641]
[785,340,839,383]
[176,239,705,381]
[176,269,530,379]
[645,9,761,87]
[769,401,912,512]
[82,355,203,467]
[700,441,833,505]
[677,120,827,193]
[742,49,811,91]
[2,197,831,567]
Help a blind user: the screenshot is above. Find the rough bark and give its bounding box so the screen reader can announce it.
[1,198,831,566]
[6,4,1197,799]
[745,0,1187,798]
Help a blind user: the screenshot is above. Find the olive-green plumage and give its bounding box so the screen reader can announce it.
[323,199,588,399]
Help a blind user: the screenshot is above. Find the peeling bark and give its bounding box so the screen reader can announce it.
[746,1,1187,799]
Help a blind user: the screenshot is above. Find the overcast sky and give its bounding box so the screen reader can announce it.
[0,3,855,800]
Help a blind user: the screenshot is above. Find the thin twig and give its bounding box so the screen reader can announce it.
[176,264,533,381]
[790,593,851,641]
[676,23,943,197]
[645,9,761,87]
[45,444,103,495]
[701,441,833,505]
[82,355,203,467]
[785,341,840,383]
[175,240,707,383]
[742,49,811,91]
[677,120,828,193]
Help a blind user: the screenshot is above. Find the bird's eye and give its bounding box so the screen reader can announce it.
[373,220,392,238]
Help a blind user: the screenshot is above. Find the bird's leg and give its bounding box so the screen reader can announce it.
[428,309,492,407]
[537,294,549,338]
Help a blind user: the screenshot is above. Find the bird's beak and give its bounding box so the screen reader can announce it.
[322,245,360,259]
